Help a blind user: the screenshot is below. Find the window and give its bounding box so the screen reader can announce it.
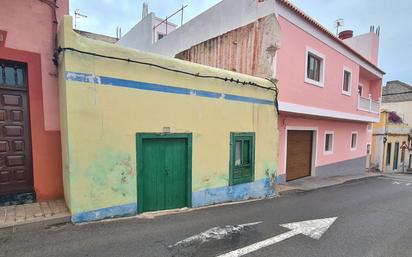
[366,143,371,155]
[342,68,352,95]
[0,61,26,88]
[230,132,255,185]
[358,85,363,96]
[305,48,325,87]
[351,132,358,150]
[386,143,392,165]
[367,123,372,132]
[324,131,334,154]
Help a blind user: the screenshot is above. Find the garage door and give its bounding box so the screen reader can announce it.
[137,134,191,213]
[286,130,312,181]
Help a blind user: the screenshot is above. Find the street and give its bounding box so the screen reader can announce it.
[2,175,412,257]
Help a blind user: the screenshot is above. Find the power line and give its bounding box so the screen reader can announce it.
[56,47,279,113]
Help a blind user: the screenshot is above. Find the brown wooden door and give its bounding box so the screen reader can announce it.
[286,130,312,181]
[0,61,33,195]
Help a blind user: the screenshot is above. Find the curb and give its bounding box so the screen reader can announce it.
[278,174,383,196]
[0,215,71,235]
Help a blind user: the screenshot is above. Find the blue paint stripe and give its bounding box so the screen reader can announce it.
[72,203,137,223]
[224,94,274,105]
[65,71,274,106]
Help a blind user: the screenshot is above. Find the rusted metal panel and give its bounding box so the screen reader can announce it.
[175,14,280,78]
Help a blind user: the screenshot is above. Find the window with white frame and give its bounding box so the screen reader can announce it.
[367,123,372,132]
[305,48,325,87]
[342,68,352,95]
[351,132,358,150]
[324,131,334,154]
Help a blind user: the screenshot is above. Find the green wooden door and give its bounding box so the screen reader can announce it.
[138,134,191,212]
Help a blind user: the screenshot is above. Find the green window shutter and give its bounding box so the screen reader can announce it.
[229,132,255,185]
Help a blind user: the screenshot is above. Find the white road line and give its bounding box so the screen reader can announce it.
[406,183,411,186]
[216,217,337,257]
[393,181,402,185]
[378,177,412,183]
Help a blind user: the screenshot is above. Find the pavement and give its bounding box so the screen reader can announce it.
[0,199,70,233]
[2,174,412,257]
[276,171,382,194]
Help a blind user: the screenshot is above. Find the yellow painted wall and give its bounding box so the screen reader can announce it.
[371,110,410,171]
[58,16,279,217]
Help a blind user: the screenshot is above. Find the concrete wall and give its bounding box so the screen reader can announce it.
[344,32,379,66]
[382,101,412,128]
[175,14,280,78]
[58,16,279,222]
[0,0,68,199]
[118,0,278,57]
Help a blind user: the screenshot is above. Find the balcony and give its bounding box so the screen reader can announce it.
[358,94,380,114]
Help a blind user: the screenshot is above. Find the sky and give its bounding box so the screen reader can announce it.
[69,0,412,85]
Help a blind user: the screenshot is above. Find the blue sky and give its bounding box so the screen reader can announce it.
[69,0,412,85]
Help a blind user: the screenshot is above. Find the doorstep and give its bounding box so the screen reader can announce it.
[0,199,71,233]
[277,172,382,195]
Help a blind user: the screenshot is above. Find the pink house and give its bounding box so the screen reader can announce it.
[119,0,384,181]
[0,0,68,204]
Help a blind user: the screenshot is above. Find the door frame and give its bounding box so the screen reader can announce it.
[0,59,34,196]
[284,126,318,179]
[136,133,192,213]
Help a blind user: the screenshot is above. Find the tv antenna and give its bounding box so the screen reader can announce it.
[334,18,344,35]
[74,9,87,29]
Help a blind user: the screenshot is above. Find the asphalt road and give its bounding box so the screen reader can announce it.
[2,175,412,257]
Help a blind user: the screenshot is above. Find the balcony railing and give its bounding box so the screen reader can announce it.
[358,94,380,114]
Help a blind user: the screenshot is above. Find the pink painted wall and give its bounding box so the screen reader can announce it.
[0,0,69,131]
[278,114,372,174]
[276,16,381,119]
[0,0,68,199]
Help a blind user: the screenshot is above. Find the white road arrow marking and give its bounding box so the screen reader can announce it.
[406,183,410,186]
[393,181,402,185]
[170,222,262,248]
[216,217,337,257]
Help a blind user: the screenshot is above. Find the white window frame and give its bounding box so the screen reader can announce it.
[342,66,352,96]
[367,123,372,132]
[324,131,334,155]
[305,47,326,88]
[350,131,358,151]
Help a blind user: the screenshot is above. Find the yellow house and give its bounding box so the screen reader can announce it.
[371,109,411,172]
[57,16,279,223]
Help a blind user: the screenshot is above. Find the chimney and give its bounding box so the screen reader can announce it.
[142,2,148,20]
[338,30,353,40]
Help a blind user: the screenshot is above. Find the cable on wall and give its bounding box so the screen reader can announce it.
[57,46,280,113]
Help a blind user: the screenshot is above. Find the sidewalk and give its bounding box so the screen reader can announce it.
[0,199,71,233]
[277,172,382,195]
